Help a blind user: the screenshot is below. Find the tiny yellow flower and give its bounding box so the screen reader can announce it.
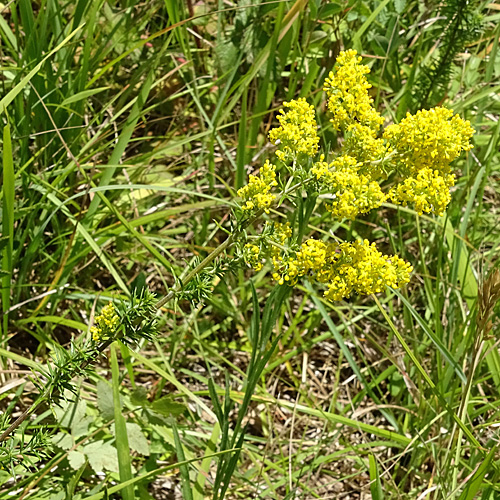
[274,222,292,243]
[384,107,474,176]
[239,50,475,301]
[90,326,101,341]
[244,243,264,271]
[390,168,455,216]
[344,123,386,169]
[384,107,473,215]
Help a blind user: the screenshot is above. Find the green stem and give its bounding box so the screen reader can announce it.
[155,232,237,311]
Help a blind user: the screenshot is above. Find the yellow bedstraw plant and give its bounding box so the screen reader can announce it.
[0,50,476,476]
[238,49,474,301]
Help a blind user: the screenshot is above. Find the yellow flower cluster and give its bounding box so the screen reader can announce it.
[384,107,474,215]
[237,160,278,212]
[324,240,412,301]
[344,124,386,169]
[311,155,386,219]
[244,244,263,271]
[309,49,389,219]
[90,302,120,341]
[243,222,292,273]
[272,238,412,300]
[384,107,474,175]
[323,49,384,133]
[390,168,455,216]
[270,222,292,275]
[268,98,319,163]
[236,50,475,302]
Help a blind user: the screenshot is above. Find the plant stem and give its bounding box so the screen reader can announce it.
[155,232,237,310]
[0,214,254,443]
[0,176,307,443]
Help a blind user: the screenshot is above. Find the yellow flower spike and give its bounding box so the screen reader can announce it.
[324,49,384,133]
[91,302,120,341]
[275,222,292,243]
[324,240,412,300]
[239,51,474,301]
[237,160,278,213]
[384,107,473,215]
[90,326,101,341]
[268,98,319,163]
[344,124,386,169]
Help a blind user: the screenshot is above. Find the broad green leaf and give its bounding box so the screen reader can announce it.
[53,398,91,437]
[111,422,150,456]
[130,387,149,407]
[96,380,115,421]
[151,396,186,417]
[125,423,150,457]
[83,441,119,474]
[68,450,86,470]
[51,432,74,451]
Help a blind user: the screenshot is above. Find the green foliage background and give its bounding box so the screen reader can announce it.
[1,0,500,498]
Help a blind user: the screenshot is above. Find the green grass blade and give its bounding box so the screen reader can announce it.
[0,25,82,116]
[17,315,87,332]
[0,14,17,51]
[132,350,216,420]
[171,419,194,500]
[220,0,308,124]
[84,67,156,221]
[60,87,110,107]
[111,343,134,500]
[308,284,399,431]
[275,398,410,446]
[392,289,466,383]
[42,190,129,293]
[374,295,483,451]
[0,347,43,370]
[458,446,496,500]
[248,0,285,147]
[1,124,14,340]
[83,449,241,500]
[352,0,392,51]
[193,422,220,500]
[369,454,384,500]
[236,90,247,190]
